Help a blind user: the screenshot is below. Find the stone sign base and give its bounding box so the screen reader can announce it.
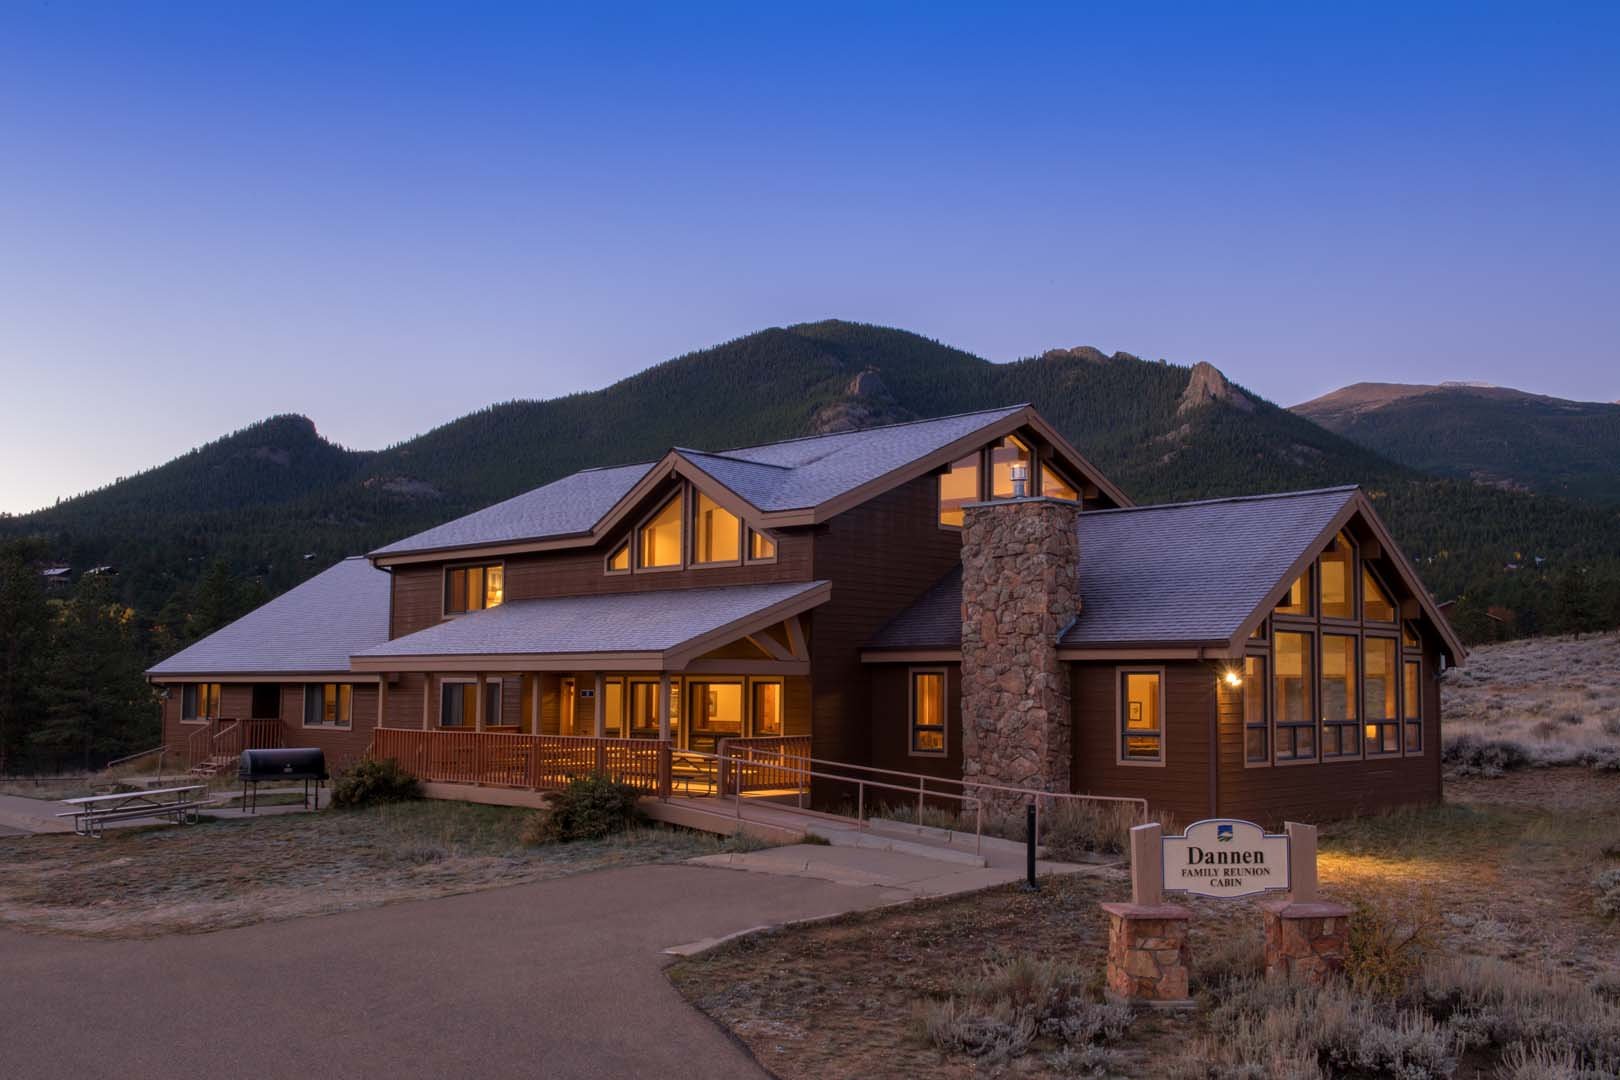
[1100,902,1194,1007]
[1259,898,1354,984]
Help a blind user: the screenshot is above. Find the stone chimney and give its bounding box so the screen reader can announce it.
[959,496,1081,818]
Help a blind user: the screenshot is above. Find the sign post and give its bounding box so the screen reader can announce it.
[1099,822,1194,1007]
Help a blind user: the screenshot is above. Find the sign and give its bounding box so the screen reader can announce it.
[1161,819,1289,899]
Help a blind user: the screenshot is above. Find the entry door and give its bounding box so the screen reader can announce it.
[251,684,281,720]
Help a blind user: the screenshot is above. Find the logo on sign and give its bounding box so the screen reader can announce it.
[1161,819,1290,899]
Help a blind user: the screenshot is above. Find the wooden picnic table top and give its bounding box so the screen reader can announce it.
[60,785,206,806]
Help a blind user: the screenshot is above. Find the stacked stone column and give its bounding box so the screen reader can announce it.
[1101,823,1194,1006]
[1260,822,1353,984]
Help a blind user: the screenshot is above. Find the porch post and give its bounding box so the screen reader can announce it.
[422,674,433,731]
[657,672,671,741]
[377,676,390,733]
[474,673,486,732]
[593,673,606,737]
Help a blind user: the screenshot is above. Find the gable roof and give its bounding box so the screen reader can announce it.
[370,405,1128,563]
[866,486,1463,660]
[350,580,829,672]
[147,556,391,678]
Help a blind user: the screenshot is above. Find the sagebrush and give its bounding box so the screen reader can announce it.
[523,774,643,844]
[330,757,421,809]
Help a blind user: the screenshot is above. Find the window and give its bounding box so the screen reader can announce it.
[1119,670,1163,763]
[303,684,353,728]
[1243,655,1268,764]
[1274,632,1315,761]
[910,669,946,754]
[1321,634,1359,757]
[445,563,504,614]
[483,680,502,727]
[1040,463,1079,502]
[181,682,222,722]
[1402,622,1420,648]
[1319,532,1355,620]
[938,452,981,527]
[560,678,578,736]
[751,679,783,736]
[1363,568,1396,623]
[1276,567,1313,617]
[638,495,683,569]
[606,542,630,573]
[603,678,624,737]
[691,491,740,565]
[747,529,776,562]
[690,681,744,735]
[439,682,474,728]
[1364,637,1399,754]
[990,435,1033,499]
[1403,660,1423,753]
[628,680,663,736]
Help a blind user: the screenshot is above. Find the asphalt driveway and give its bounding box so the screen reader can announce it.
[1,863,891,1080]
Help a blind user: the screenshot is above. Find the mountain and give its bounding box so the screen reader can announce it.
[1293,382,1620,504]
[5,321,1618,641]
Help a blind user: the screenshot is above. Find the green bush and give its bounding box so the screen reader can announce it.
[525,774,643,844]
[330,757,421,809]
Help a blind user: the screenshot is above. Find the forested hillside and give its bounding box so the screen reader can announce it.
[5,321,1618,660]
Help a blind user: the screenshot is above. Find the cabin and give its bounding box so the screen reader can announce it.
[147,404,1463,825]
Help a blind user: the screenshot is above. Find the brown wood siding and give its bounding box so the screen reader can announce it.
[382,673,428,729]
[1070,661,1214,828]
[281,683,378,770]
[868,663,962,784]
[810,473,965,772]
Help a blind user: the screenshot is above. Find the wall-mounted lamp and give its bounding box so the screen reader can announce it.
[1222,669,1243,688]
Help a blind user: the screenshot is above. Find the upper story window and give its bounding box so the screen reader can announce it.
[182,682,222,722]
[691,492,740,565]
[938,452,981,527]
[1040,463,1079,502]
[638,494,683,569]
[445,562,503,615]
[747,529,777,562]
[1275,566,1313,617]
[1319,532,1355,619]
[990,435,1033,499]
[606,542,630,573]
[1363,568,1396,623]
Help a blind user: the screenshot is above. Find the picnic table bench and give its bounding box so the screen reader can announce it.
[57,785,220,838]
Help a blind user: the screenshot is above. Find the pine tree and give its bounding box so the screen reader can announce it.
[35,575,156,770]
[0,539,51,772]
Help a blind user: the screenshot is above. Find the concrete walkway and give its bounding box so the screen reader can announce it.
[1,863,892,1080]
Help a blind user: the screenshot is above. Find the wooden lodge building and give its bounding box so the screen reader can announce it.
[149,405,1464,825]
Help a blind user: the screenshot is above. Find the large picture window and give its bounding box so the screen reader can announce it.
[1118,670,1163,764]
[1040,463,1079,502]
[1364,637,1399,754]
[910,669,946,754]
[1243,655,1268,764]
[938,453,981,527]
[1319,532,1355,620]
[638,495,684,569]
[990,435,1033,499]
[751,679,783,736]
[1321,634,1359,758]
[1274,632,1315,761]
[181,682,222,722]
[691,491,741,565]
[445,563,504,614]
[1404,660,1423,752]
[1363,569,1397,623]
[303,684,353,728]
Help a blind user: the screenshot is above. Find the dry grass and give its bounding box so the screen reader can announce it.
[1443,631,1620,766]
[0,800,736,939]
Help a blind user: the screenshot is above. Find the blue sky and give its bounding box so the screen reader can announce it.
[2,2,1616,514]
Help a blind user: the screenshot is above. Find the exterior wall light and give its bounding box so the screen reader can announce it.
[1222,669,1243,688]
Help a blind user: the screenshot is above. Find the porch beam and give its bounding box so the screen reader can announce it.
[785,615,807,659]
[679,659,810,676]
[422,674,432,731]
[658,672,671,741]
[378,675,390,731]
[745,631,794,662]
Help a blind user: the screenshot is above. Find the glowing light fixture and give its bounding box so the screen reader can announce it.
[1222,669,1243,688]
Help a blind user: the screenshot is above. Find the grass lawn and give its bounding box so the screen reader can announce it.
[0,800,748,939]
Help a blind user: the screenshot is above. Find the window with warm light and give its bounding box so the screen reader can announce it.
[439,682,474,728]
[752,679,783,736]
[747,529,776,561]
[910,670,946,754]
[938,453,981,527]
[1321,634,1359,757]
[606,542,630,573]
[1275,567,1313,617]
[1363,568,1396,623]
[990,435,1033,499]
[1243,655,1268,764]
[602,678,624,737]
[445,563,503,614]
[690,681,744,736]
[181,682,222,722]
[1274,632,1315,760]
[1364,637,1399,754]
[1119,670,1163,763]
[691,491,741,565]
[1319,532,1355,620]
[638,494,683,568]
[303,683,352,728]
[1403,660,1423,752]
[1040,463,1079,502]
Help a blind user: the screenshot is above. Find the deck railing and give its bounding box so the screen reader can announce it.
[185,718,284,771]
[716,735,811,796]
[370,729,672,797]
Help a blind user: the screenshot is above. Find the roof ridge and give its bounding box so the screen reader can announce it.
[674,448,794,469]
[708,404,1028,455]
[1084,485,1360,516]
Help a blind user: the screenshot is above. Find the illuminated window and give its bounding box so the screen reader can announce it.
[445,563,503,614]
[1322,634,1359,757]
[1402,622,1420,648]
[638,494,683,568]
[602,678,624,737]
[439,682,475,728]
[1363,568,1396,623]
[181,682,222,722]
[1040,463,1079,502]
[752,680,783,736]
[629,680,666,737]
[938,452,981,527]
[1243,655,1268,764]
[1275,567,1313,617]
[1319,532,1355,620]
[1364,637,1399,754]
[691,491,740,565]
[990,435,1033,499]
[606,542,630,573]
[690,681,743,736]
[747,529,776,562]
[303,683,352,728]
[1274,632,1315,761]
[1119,670,1163,763]
[1403,660,1423,753]
[910,670,946,754]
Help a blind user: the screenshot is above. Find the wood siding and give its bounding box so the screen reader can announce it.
[159,680,381,772]
[1071,661,1215,827]
[868,663,963,783]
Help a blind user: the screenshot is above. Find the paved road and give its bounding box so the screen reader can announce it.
[1,863,891,1080]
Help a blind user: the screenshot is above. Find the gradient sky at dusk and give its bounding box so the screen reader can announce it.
[2,2,1617,514]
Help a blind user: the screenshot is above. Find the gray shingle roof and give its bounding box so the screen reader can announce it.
[354,580,829,659]
[147,557,391,676]
[370,406,1026,557]
[866,487,1359,650]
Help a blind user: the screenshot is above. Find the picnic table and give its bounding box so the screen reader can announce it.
[57,785,218,838]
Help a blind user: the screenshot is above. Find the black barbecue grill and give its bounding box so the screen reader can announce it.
[239,748,328,812]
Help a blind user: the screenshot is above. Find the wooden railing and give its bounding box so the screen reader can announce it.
[185,718,284,772]
[717,735,811,796]
[371,729,672,797]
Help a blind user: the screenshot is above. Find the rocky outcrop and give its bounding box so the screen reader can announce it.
[1178,361,1254,414]
[810,368,916,433]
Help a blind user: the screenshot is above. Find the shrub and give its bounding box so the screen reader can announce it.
[1443,734,1532,777]
[524,773,642,844]
[914,957,1127,1065]
[1345,895,1438,998]
[1595,868,1620,920]
[1041,800,1142,860]
[1601,717,1620,738]
[330,757,421,809]
[1197,921,1265,988]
